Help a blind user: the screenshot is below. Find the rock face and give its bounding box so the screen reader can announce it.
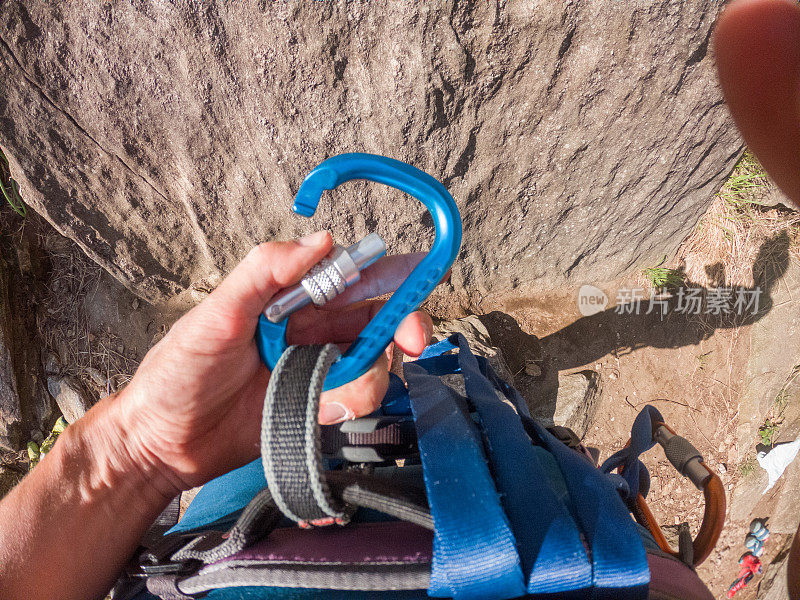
[0,253,21,449]
[0,223,53,450]
[546,370,601,439]
[735,260,800,462]
[0,1,740,304]
[46,376,91,424]
[757,538,793,600]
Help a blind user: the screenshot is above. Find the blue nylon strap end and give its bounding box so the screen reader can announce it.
[419,337,458,359]
[527,419,650,599]
[450,335,592,595]
[405,360,526,600]
[600,405,665,503]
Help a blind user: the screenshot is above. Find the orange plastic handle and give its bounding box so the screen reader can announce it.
[620,422,726,567]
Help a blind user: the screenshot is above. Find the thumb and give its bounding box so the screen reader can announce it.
[207,231,334,320]
[715,0,800,205]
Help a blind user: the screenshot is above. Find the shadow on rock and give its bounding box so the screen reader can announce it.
[479,232,791,432]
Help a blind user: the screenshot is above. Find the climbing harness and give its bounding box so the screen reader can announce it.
[115,154,724,600]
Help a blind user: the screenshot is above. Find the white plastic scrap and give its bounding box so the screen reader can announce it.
[757,436,800,493]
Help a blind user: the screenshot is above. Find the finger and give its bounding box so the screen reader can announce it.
[287,301,382,344]
[318,351,390,424]
[715,0,800,205]
[325,253,451,308]
[393,310,432,357]
[206,231,334,320]
[289,301,432,356]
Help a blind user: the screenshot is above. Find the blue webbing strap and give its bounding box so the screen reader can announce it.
[450,334,592,595]
[418,337,531,419]
[475,348,650,598]
[411,335,650,599]
[526,419,650,599]
[599,405,665,504]
[418,337,457,360]
[404,360,526,600]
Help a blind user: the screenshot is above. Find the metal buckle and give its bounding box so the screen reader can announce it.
[137,558,202,577]
[321,415,418,463]
[126,531,207,579]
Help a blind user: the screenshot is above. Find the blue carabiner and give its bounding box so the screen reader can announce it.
[256,153,462,391]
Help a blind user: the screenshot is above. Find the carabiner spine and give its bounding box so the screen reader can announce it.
[323,264,447,390]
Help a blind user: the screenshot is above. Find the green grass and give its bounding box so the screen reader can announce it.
[739,456,758,477]
[0,147,26,217]
[719,150,768,218]
[696,351,713,370]
[26,417,67,470]
[758,418,779,447]
[642,256,685,289]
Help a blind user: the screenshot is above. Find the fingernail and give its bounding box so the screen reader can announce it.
[421,319,432,347]
[298,231,329,247]
[319,402,351,425]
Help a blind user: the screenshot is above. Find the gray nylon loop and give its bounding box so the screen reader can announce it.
[141,495,182,550]
[262,344,351,526]
[172,487,280,564]
[145,575,195,600]
[178,564,431,594]
[326,470,433,530]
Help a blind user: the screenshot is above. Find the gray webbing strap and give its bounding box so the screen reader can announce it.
[171,487,281,563]
[261,344,352,527]
[327,470,433,530]
[146,576,194,600]
[141,495,182,549]
[179,563,431,594]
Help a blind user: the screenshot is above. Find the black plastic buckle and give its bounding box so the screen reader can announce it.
[126,531,205,579]
[137,558,202,577]
[321,415,418,463]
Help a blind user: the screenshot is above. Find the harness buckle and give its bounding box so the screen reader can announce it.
[126,531,206,579]
[321,414,418,463]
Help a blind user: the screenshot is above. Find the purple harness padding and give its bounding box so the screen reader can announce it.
[216,521,433,565]
[208,523,713,599]
[647,553,714,600]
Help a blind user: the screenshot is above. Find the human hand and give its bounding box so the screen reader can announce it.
[116,231,433,492]
[715,0,800,206]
